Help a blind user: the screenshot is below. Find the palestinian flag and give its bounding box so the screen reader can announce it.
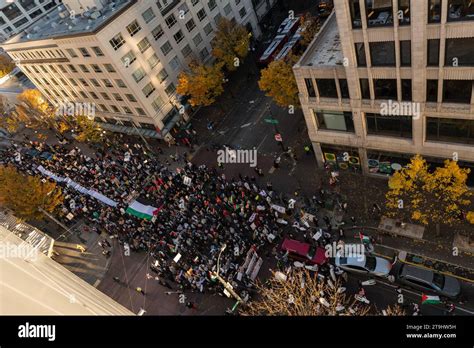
[421,293,441,305]
[126,200,159,220]
[357,232,371,243]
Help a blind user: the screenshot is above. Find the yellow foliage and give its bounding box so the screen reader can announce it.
[14,89,55,130]
[0,55,15,78]
[177,61,224,107]
[385,155,473,227]
[299,13,321,47]
[467,212,474,224]
[258,56,300,108]
[211,18,250,71]
[73,115,103,143]
[0,165,63,220]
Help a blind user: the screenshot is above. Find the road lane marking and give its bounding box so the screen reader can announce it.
[257,134,269,150]
[240,123,252,128]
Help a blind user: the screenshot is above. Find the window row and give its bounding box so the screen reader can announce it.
[313,110,474,145]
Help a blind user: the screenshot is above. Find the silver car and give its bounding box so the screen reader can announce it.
[335,254,392,278]
[396,264,461,299]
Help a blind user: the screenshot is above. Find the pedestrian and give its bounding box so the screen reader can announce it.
[412,303,420,316]
[136,287,146,295]
[446,302,456,315]
[350,216,356,226]
[113,276,120,283]
[304,145,311,155]
[186,301,197,310]
[338,228,345,240]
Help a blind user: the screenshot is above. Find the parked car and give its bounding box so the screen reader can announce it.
[396,263,461,299]
[335,253,392,278]
[281,238,328,266]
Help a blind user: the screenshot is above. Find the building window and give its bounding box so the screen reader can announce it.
[178,2,190,15]
[174,30,185,44]
[165,83,176,96]
[132,67,146,83]
[66,48,78,58]
[445,38,474,66]
[427,117,474,144]
[110,33,126,50]
[166,14,177,28]
[90,92,99,99]
[239,7,247,18]
[169,56,180,71]
[123,106,133,114]
[151,96,165,112]
[374,79,397,100]
[92,46,105,57]
[215,13,222,25]
[113,93,124,102]
[197,9,207,21]
[121,51,137,67]
[428,0,442,23]
[68,78,78,86]
[142,82,156,98]
[355,42,366,67]
[79,47,91,57]
[182,44,192,57]
[152,25,164,40]
[68,65,78,73]
[115,79,127,88]
[339,79,350,99]
[447,0,474,21]
[186,19,196,32]
[79,91,88,99]
[398,0,410,25]
[142,8,156,23]
[161,41,173,55]
[401,79,412,101]
[102,79,113,88]
[78,78,88,87]
[127,20,142,36]
[100,92,111,101]
[443,80,472,103]
[136,108,147,116]
[428,39,440,66]
[91,64,102,73]
[148,54,160,69]
[193,33,203,46]
[126,94,137,102]
[104,64,116,73]
[366,0,393,27]
[191,0,199,5]
[314,110,355,132]
[400,40,411,66]
[157,68,169,82]
[208,0,217,11]
[199,47,210,61]
[366,113,412,138]
[204,23,213,35]
[138,37,151,53]
[78,64,89,73]
[304,78,316,97]
[426,79,438,102]
[224,4,232,15]
[90,78,100,87]
[58,65,67,73]
[316,79,338,98]
[110,105,120,113]
[370,41,396,66]
[360,79,370,99]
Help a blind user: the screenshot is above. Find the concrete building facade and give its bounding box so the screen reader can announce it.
[294,0,474,185]
[1,0,272,140]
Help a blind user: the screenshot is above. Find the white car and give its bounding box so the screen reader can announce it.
[335,254,392,278]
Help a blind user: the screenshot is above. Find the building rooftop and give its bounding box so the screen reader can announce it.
[5,0,134,44]
[298,12,342,67]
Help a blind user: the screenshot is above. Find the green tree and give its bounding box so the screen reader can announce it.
[386,155,473,232]
[0,165,63,220]
[258,55,300,108]
[211,18,250,71]
[177,61,225,107]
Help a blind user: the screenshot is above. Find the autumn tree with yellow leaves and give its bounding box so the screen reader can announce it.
[71,115,104,143]
[177,61,225,107]
[385,155,474,232]
[0,55,15,79]
[0,165,63,221]
[13,89,56,131]
[211,18,250,72]
[258,55,300,108]
[299,13,321,48]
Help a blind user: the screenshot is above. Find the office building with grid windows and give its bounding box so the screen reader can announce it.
[1,0,271,139]
[294,0,474,185]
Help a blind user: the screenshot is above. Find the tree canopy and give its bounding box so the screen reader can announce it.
[211,18,250,71]
[258,55,300,108]
[177,61,225,107]
[0,165,63,220]
[386,155,473,226]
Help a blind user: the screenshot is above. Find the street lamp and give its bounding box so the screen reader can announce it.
[212,244,244,303]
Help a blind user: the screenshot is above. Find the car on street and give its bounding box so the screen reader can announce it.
[396,263,461,299]
[281,238,328,266]
[335,253,392,277]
